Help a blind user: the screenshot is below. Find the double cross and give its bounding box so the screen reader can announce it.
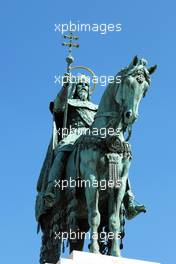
[62,32,79,57]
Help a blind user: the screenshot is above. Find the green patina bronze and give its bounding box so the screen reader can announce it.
[35,34,157,264]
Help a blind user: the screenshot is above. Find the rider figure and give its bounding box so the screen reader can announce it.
[41,73,145,220]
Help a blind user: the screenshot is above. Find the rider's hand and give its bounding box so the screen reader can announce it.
[62,73,72,87]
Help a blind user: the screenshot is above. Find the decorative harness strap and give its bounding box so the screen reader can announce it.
[94,111,121,119]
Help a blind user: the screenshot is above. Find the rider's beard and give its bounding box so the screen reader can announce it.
[78,90,88,101]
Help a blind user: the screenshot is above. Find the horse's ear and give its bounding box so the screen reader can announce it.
[148,64,157,75]
[115,83,123,105]
[132,55,138,66]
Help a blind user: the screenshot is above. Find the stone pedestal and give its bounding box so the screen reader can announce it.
[57,251,160,264]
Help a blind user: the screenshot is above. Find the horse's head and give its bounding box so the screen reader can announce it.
[116,56,157,126]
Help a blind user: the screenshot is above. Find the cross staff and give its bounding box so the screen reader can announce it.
[62,32,79,53]
[62,32,79,133]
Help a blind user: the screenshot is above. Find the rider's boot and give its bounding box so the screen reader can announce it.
[123,191,147,220]
[43,151,69,209]
[43,181,56,209]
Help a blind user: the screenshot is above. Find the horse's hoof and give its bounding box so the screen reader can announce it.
[110,249,121,257]
[111,252,121,257]
[89,244,100,254]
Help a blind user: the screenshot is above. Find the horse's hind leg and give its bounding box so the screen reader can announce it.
[69,232,85,253]
[69,218,89,253]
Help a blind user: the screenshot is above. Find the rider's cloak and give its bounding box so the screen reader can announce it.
[35,87,98,225]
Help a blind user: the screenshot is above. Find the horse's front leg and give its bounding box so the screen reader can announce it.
[108,158,130,257]
[80,149,100,253]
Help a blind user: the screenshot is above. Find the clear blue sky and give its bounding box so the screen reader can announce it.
[0,1,175,263]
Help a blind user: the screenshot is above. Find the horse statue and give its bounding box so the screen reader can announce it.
[63,56,157,257]
[36,56,157,263]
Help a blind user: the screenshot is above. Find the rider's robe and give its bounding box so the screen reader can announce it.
[35,95,98,225]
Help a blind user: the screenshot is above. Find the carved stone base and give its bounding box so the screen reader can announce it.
[56,251,160,264]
